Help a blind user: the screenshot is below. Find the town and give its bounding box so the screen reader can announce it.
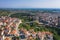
[0,0,60,40]
[0,9,60,40]
[0,16,53,40]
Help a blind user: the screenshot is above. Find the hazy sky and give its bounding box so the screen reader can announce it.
[0,0,60,8]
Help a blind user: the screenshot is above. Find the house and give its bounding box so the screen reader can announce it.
[37,32,53,40]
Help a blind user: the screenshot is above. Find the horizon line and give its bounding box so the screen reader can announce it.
[0,8,60,9]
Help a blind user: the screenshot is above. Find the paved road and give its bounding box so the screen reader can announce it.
[22,21,36,24]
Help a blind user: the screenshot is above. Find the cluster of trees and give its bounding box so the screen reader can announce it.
[10,13,60,40]
[18,23,60,40]
[0,10,11,16]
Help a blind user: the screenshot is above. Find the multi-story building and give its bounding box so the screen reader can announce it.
[58,16,60,27]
